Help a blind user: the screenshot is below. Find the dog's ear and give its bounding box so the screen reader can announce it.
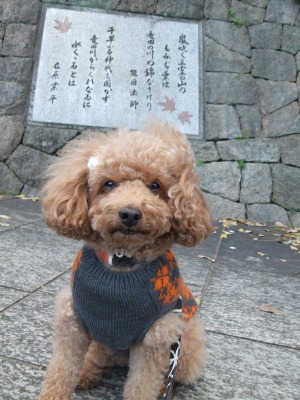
[168,165,212,247]
[41,141,95,240]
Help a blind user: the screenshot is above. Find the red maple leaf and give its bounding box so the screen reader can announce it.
[54,17,72,33]
[158,96,176,113]
[178,111,193,125]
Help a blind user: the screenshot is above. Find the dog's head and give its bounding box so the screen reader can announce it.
[42,121,212,259]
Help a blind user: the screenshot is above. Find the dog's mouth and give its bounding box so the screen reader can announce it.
[115,227,147,236]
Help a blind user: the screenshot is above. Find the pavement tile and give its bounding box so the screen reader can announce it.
[0,356,44,400]
[174,250,211,287]
[218,224,300,276]
[0,286,29,311]
[174,332,300,400]
[0,198,43,232]
[0,225,81,291]
[200,261,300,349]
[0,272,70,365]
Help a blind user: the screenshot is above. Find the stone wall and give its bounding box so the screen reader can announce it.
[0,0,300,226]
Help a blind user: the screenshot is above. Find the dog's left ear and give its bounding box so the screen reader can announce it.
[168,165,212,246]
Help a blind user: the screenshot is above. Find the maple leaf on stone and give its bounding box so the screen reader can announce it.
[178,111,193,125]
[157,96,176,113]
[54,17,72,33]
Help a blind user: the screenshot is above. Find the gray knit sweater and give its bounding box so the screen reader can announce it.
[71,246,197,352]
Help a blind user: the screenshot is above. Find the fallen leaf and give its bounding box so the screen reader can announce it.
[0,215,11,219]
[198,255,216,263]
[0,222,10,227]
[238,228,245,232]
[257,252,265,256]
[275,221,286,228]
[260,304,278,314]
[220,233,228,239]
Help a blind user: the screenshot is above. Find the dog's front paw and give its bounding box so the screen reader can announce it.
[77,374,99,390]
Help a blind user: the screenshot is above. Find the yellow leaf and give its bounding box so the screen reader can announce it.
[257,252,265,256]
[0,215,11,219]
[238,228,245,232]
[0,222,10,227]
[220,233,228,239]
[195,297,201,306]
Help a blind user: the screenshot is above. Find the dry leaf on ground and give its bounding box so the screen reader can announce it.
[259,304,278,314]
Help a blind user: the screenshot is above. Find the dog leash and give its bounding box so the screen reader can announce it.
[161,297,182,400]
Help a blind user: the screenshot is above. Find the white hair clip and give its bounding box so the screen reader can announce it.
[87,156,99,170]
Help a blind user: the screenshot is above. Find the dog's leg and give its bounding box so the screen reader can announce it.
[79,341,129,389]
[39,287,90,400]
[123,312,182,400]
[175,314,207,384]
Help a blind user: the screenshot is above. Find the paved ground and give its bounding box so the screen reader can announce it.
[0,197,299,400]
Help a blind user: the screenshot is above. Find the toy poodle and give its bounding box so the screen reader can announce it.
[39,120,212,400]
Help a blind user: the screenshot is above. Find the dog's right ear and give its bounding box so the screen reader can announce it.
[41,140,96,240]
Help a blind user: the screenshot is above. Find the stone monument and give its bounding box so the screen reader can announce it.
[28,5,203,137]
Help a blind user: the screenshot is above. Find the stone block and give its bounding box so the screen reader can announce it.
[265,0,299,25]
[272,164,300,210]
[247,204,290,225]
[296,12,300,28]
[155,0,204,18]
[205,73,258,105]
[217,139,280,163]
[193,141,219,162]
[262,102,299,138]
[289,212,300,228]
[0,81,27,114]
[240,163,272,204]
[296,52,300,71]
[0,23,5,38]
[236,105,261,137]
[230,0,265,25]
[241,0,269,6]
[256,80,298,115]
[0,115,25,161]
[249,22,282,49]
[7,145,54,188]
[282,25,300,55]
[205,37,250,73]
[118,0,157,13]
[0,57,32,81]
[2,24,36,57]
[0,162,23,195]
[205,104,241,140]
[276,135,300,168]
[203,192,246,220]
[23,126,79,155]
[205,20,251,57]
[0,0,40,23]
[281,115,300,136]
[204,0,230,20]
[198,162,241,201]
[43,0,120,7]
[252,49,297,82]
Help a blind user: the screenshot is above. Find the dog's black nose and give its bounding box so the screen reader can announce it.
[119,208,142,227]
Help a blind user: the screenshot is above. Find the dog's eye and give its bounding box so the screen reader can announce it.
[149,181,160,192]
[104,180,116,190]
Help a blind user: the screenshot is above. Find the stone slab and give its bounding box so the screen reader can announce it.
[215,222,300,276]
[0,272,70,365]
[276,134,300,167]
[201,259,300,348]
[205,104,241,140]
[262,102,300,137]
[0,225,80,291]
[249,22,282,49]
[174,332,300,400]
[0,287,28,312]
[0,198,42,231]
[0,163,23,196]
[265,0,300,25]
[230,0,265,25]
[29,5,203,137]
[2,23,36,57]
[240,163,272,204]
